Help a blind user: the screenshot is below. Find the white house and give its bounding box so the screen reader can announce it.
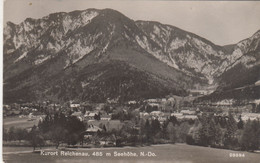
[101,114,111,121]
[84,112,98,120]
[241,113,260,121]
[70,103,80,108]
[150,111,164,117]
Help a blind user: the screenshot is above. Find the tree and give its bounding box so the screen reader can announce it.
[110,129,123,147]
[224,112,238,148]
[28,125,44,151]
[3,128,8,141]
[151,119,161,136]
[67,133,80,146]
[214,123,222,146]
[111,111,134,121]
[161,120,169,140]
[144,119,152,143]
[139,119,146,143]
[169,116,179,126]
[38,113,53,133]
[146,105,158,113]
[241,120,260,151]
[208,119,217,146]
[104,105,111,114]
[8,127,17,141]
[227,112,238,136]
[65,116,85,145]
[103,125,107,132]
[197,114,210,146]
[166,122,176,143]
[198,124,209,146]
[256,105,260,113]
[38,112,85,147]
[16,128,28,142]
[94,112,101,120]
[51,126,67,149]
[237,115,244,129]
[187,120,201,145]
[176,122,191,143]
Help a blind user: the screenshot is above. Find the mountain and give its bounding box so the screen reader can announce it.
[3,8,260,104]
[135,21,232,84]
[198,30,260,102]
[3,9,193,103]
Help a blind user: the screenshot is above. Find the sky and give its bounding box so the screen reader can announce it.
[3,0,260,45]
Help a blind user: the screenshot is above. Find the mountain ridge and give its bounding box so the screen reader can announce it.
[3,8,260,103]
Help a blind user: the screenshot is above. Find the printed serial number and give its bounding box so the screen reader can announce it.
[229,153,245,157]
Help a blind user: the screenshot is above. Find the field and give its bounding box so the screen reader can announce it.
[3,116,41,129]
[3,144,260,163]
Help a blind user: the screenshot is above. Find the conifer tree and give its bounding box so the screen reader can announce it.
[241,120,260,151]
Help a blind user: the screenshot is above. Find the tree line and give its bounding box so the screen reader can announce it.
[3,111,260,152]
[4,112,85,150]
[187,112,260,151]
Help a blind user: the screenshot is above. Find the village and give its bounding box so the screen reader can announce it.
[2,94,260,163]
[4,95,260,123]
[3,95,260,148]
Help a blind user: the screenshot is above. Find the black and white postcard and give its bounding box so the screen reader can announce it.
[2,0,260,162]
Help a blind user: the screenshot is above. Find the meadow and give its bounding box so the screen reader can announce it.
[3,144,260,163]
[3,116,41,129]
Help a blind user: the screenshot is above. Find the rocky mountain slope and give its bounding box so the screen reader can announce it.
[198,30,260,102]
[3,8,260,103]
[219,30,260,89]
[135,21,231,84]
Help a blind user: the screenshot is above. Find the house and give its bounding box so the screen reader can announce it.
[180,110,196,115]
[88,120,123,131]
[71,111,83,117]
[161,98,167,102]
[128,101,137,105]
[150,111,164,117]
[158,116,168,123]
[99,135,116,146]
[28,113,36,119]
[189,89,211,96]
[171,113,184,119]
[215,99,234,106]
[146,99,158,103]
[12,110,21,115]
[140,112,149,117]
[171,112,197,120]
[84,112,98,120]
[70,103,80,108]
[183,115,198,120]
[3,105,11,110]
[83,125,102,139]
[167,97,175,102]
[71,111,84,121]
[241,113,260,121]
[196,108,200,113]
[107,98,118,104]
[140,112,149,119]
[101,114,111,121]
[148,103,160,107]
